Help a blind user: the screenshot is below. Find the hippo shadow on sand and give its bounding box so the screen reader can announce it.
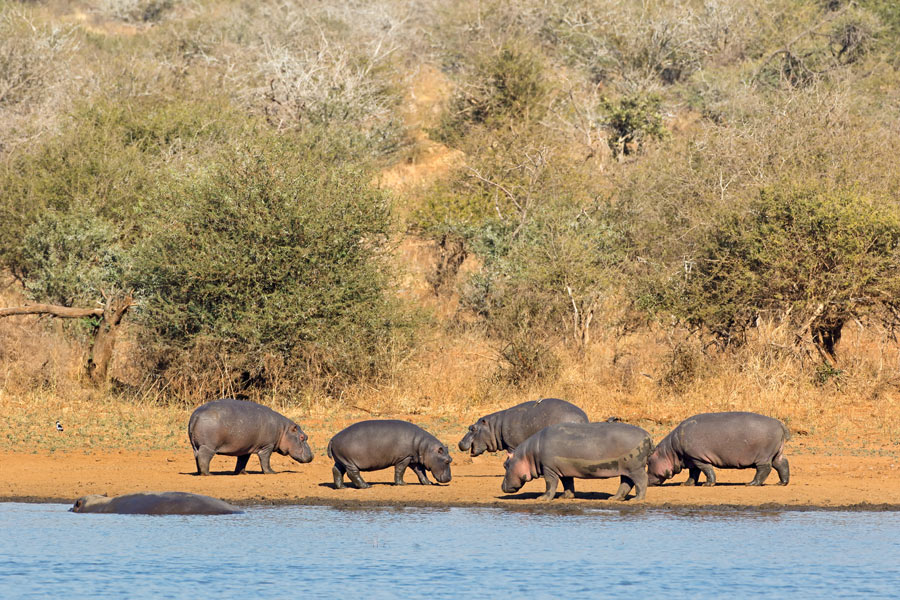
[499,490,642,502]
[181,468,302,476]
[318,481,449,490]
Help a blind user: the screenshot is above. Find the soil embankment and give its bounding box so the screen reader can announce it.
[3,450,898,511]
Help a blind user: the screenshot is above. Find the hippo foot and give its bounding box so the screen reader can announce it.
[393,481,406,486]
[682,480,697,487]
[537,492,556,501]
[701,481,716,487]
[561,490,575,499]
[776,481,789,486]
[610,495,626,501]
[355,482,372,490]
[747,480,763,486]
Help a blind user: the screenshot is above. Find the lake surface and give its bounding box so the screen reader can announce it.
[1,502,898,599]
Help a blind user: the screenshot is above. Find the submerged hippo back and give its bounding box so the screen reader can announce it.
[71,492,242,515]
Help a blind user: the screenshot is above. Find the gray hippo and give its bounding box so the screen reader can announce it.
[327,420,452,489]
[647,412,791,486]
[70,492,242,515]
[459,398,588,457]
[501,422,653,501]
[188,398,313,475]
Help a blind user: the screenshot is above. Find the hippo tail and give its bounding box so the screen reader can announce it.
[780,420,793,442]
[326,438,334,460]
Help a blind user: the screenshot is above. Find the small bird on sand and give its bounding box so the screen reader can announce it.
[56,420,64,433]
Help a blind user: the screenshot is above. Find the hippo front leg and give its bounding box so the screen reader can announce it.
[683,467,702,486]
[539,472,560,501]
[257,446,277,474]
[233,454,251,475]
[611,476,634,501]
[695,461,716,486]
[409,463,433,485]
[393,458,412,485]
[748,462,773,486]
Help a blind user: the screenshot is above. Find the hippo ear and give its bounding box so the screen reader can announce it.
[290,425,298,432]
[436,446,445,454]
[478,418,487,425]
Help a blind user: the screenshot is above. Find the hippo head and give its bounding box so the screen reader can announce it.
[459,419,492,457]
[501,454,532,494]
[278,424,314,464]
[647,448,680,486]
[70,494,108,512]
[424,444,453,484]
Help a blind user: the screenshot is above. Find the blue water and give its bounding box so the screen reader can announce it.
[1,503,898,599]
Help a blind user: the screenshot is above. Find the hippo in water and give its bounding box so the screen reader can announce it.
[647,412,791,487]
[501,422,653,501]
[188,398,313,476]
[327,420,452,489]
[70,492,242,515]
[459,398,588,457]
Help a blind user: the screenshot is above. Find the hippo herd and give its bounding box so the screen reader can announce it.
[71,397,791,514]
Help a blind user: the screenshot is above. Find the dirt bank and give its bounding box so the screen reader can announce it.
[3,450,898,511]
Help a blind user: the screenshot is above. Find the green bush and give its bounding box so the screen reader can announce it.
[129,141,414,394]
[640,184,900,349]
[600,94,668,157]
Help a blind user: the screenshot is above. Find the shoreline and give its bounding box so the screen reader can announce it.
[3,450,898,512]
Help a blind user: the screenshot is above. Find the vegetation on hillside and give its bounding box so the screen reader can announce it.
[1,0,899,424]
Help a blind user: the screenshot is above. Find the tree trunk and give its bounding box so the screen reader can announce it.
[86,293,134,384]
[1,293,134,385]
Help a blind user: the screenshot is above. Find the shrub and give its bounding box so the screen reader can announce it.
[129,141,415,395]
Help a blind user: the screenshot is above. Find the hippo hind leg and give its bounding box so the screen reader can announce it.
[233,454,251,475]
[195,446,215,476]
[748,462,772,486]
[561,476,575,499]
[629,469,648,501]
[773,455,790,485]
[332,463,347,489]
[347,467,371,489]
[695,461,716,486]
[611,476,634,501]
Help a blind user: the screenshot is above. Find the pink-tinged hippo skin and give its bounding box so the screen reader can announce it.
[458,398,589,457]
[501,422,653,501]
[70,492,242,515]
[647,412,791,487]
[327,420,452,489]
[188,398,313,476]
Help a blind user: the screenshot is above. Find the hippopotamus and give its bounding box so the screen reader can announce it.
[188,398,313,475]
[459,398,589,457]
[501,422,653,501]
[70,492,242,515]
[327,420,452,489]
[647,412,791,486]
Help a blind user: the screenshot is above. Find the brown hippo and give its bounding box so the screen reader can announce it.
[647,412,791,486]
[70,492,242,515]
[459,398,589,457]
[501,422,653,501]
[327,420,452,489]
[188,398,313,475]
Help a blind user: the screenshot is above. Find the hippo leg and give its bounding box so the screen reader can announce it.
[630,469,648,501]
[332,464,347,489]
[560,476,575,499]
[346,468,371,489]
[539,472,560,501]
[611,476,634,501]
[257,447,276,475]
[683,467,702,486]
[773,456,790,485]
[409,463,433,485]
[195,446,215,476]
[748,462,772,486]
[695,461,717,486]
[393,458,412,485]
[233,454,251,475]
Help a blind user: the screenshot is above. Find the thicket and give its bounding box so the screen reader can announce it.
[2,0,900,401]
